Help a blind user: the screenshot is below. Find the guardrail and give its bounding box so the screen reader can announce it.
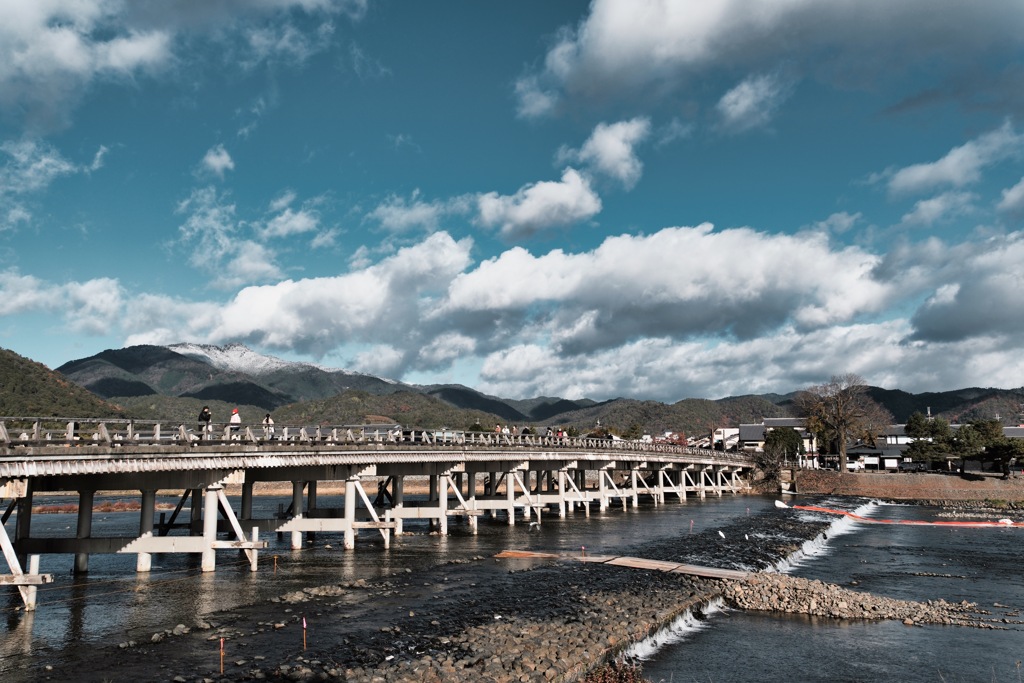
[0,417,753,465]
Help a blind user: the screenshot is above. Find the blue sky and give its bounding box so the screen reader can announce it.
[2,0,1024,402]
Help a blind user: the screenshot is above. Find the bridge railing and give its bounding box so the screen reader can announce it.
[0,417,753,465]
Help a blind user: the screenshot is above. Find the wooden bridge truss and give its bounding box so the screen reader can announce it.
[0,418,752,610]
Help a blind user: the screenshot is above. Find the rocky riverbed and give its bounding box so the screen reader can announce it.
[21,496,1020,682]
[722,574,1015,628]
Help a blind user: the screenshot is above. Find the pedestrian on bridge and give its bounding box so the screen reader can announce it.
[198,406,212,440]
[229,408,241,438]
[262,413,275,440]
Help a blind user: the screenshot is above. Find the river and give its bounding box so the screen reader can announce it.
[1,493,1021,681]
[638,502,1024,683]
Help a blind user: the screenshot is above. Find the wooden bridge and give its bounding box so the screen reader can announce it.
[0,417,754,610]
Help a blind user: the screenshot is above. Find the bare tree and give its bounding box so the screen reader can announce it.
[795,373,892,473]
[754,427,804,488]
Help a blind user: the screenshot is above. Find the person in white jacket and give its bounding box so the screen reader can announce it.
[229,408,241,438]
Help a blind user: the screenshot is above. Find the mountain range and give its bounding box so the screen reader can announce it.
[1,343,1022,437]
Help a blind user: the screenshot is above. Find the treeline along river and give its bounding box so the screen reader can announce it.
[1,493,1021,681]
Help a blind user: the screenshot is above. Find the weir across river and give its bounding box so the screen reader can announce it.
[0,417,753,610]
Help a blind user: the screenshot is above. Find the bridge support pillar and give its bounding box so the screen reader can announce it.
[438,474,449,536]
[137,489,155,572]
[585,471,592,516]
[201,485,221,572]
[306,481,318,544]
[190,489,202,534]
[631,470,639,508]
[557,470,567,518]
[14,480,34,568]
[489,472,499,519]
[427,475,438,532]
[241,480,254,520]
[291,481,304,550]
[393,476,405,535]
[565,471,575,515]
[506,471,516,525]
[522,473,532,522]
[344,477,357,550]
[308,480,318,511]
[74,489,94,574]
[598,471,608,511]
[467,473,478,534]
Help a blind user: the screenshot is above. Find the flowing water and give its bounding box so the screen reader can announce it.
[1,494,1021,681]
[638,502,1024,683]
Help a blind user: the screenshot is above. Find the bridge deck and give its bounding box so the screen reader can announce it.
[1,417,754,611]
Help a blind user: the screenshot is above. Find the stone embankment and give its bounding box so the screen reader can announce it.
[792,471,1024,504]
[722,574,1017,629]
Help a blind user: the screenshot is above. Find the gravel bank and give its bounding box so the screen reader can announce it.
[722,574,1015,628]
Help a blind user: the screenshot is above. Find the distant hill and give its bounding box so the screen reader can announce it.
[424,385,529,421]
[42,342,1024,436]
[863,386,1024,424]
[539,395,788,438]
[57,343,409,411]
[0,347,126,418]
[272,390,506,430]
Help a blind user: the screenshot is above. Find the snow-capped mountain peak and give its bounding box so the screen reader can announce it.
[167,343,330,377]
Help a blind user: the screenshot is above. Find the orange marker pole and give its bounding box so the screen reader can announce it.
[220,637,224,674]
[274,555,278,573]
[302,616,307,650]
[581,545,586,559]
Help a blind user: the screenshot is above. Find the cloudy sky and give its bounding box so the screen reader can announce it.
[2,0,1024,402]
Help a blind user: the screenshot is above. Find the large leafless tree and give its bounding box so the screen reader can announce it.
[795,373,892,473]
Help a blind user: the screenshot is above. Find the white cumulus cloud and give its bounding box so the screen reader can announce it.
[0,138,107,230]
[367,190,470,233]
[0,269,124,336]
[556,118,651,189]
[716,72,794,132]
[176,186,283,288]
[885,121,1024,196]
[997,177,1024,215]
[476,168,602,239]
[898,191,976,227]
[200,144,235,179]
[0,0,364,130]
[516,0,1024,119]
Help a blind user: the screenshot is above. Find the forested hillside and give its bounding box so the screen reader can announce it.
[0,347,126,418]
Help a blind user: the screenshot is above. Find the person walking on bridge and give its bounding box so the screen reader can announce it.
[262,413,275,440]
[198,406,212,440]
[229,408,241,438]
